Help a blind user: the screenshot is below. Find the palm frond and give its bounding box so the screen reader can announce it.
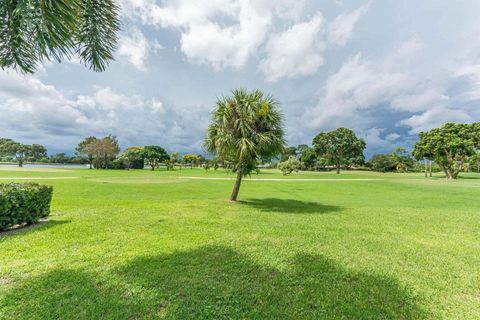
[0,0,120,73]
[204,88,285,176]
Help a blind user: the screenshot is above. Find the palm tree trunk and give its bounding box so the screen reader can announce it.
[230,171,243,201]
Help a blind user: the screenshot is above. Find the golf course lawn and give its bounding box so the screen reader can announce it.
[0,167,479,319]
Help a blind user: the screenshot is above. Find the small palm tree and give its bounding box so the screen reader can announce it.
[205,89,285,201]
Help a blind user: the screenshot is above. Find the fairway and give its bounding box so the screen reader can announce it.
[0,168,479,319]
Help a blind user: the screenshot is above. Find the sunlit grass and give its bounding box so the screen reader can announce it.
[0,168,479,319]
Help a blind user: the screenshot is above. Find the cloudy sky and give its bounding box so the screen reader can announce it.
[1,0,480,157]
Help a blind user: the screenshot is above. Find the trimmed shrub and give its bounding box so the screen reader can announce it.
[0,183,53,231]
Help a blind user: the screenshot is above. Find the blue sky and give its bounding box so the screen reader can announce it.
[1,0,479,157]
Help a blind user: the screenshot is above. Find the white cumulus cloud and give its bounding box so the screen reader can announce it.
[117,28,151,71]
[260,13,324,82]
[0,71,207,152]
[328,3,369,46]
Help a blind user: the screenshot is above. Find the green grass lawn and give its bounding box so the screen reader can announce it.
[0,167,479,319]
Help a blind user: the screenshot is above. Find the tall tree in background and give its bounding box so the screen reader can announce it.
[28,144,47,162]
[119,146,145,169]
[412,122,479,180]
[183,154,199,169]
[0,139,27,166]
[313,128,366,174]
[205,89,285,201]
[297,144,317,170]
[170,152,180,170]
[281,146,297,161]
[76,136,97,169]
[391,147,414,172]
[0,0,120,73]
[468,152,480,173]
[93,135,120,169]
[0,138,47,166]
[75,135,119,169]
[142,146,169,171]
[367,147,414,173]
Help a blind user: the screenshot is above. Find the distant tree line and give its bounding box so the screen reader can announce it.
[0,138,47,167]
[75,137,214,171]
[367,147,416,173]
[276,122,480,179]
[2,121,479,180]
[278,128,366,175]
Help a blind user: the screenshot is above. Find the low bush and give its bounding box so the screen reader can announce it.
[279,156,302,175]
[111,158,126,169]
[0,183,53,231]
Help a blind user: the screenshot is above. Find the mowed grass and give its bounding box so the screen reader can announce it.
[0,167,479,319]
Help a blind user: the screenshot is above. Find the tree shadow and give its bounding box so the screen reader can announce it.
[0,219,70,238]
[239,198,342,214]
[458,175,480,180]
[2,246,428,319]
[0,269,140,319]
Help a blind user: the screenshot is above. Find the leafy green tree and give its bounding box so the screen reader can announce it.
[195,154,206,167]
[0,139,18,164]
[391,147,414,172]
[27,144,47,162]
[76,136,98,169]
[142,146,169,171]
[48,153,70,164]
[296,144,309,153]
[0,138,13,157]
[0,138,45,167]
[120,146,145,169]
[183,154,199,169]
[204,89,285,201]
[10,142,29,167]
[367,147,415,173]
[0,0,120,73]
[412,122,479,179]
[92,135,120,169]
[165,152,178,171]
[278,156,301,175]
[367,154,397,172]
[281,146,297,161]
[312,128,366,174]
[468,152,480,173]
[298,146,317,170]
[169,152,180,170]
[315,157,329,170]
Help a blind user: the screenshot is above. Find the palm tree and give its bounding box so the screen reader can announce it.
[0,0,120,73]
[204,89,285,201]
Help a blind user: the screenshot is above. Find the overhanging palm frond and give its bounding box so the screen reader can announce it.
[0,0,120,73]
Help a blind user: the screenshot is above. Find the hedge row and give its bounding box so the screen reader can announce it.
[0,183,53,231]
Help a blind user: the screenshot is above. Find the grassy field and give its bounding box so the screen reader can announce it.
[0,167,479,319]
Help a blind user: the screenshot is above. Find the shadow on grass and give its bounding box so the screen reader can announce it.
[1,246,427,319]
[458,175,480,180]
[239,198,342,214]
[0,219,70,237]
